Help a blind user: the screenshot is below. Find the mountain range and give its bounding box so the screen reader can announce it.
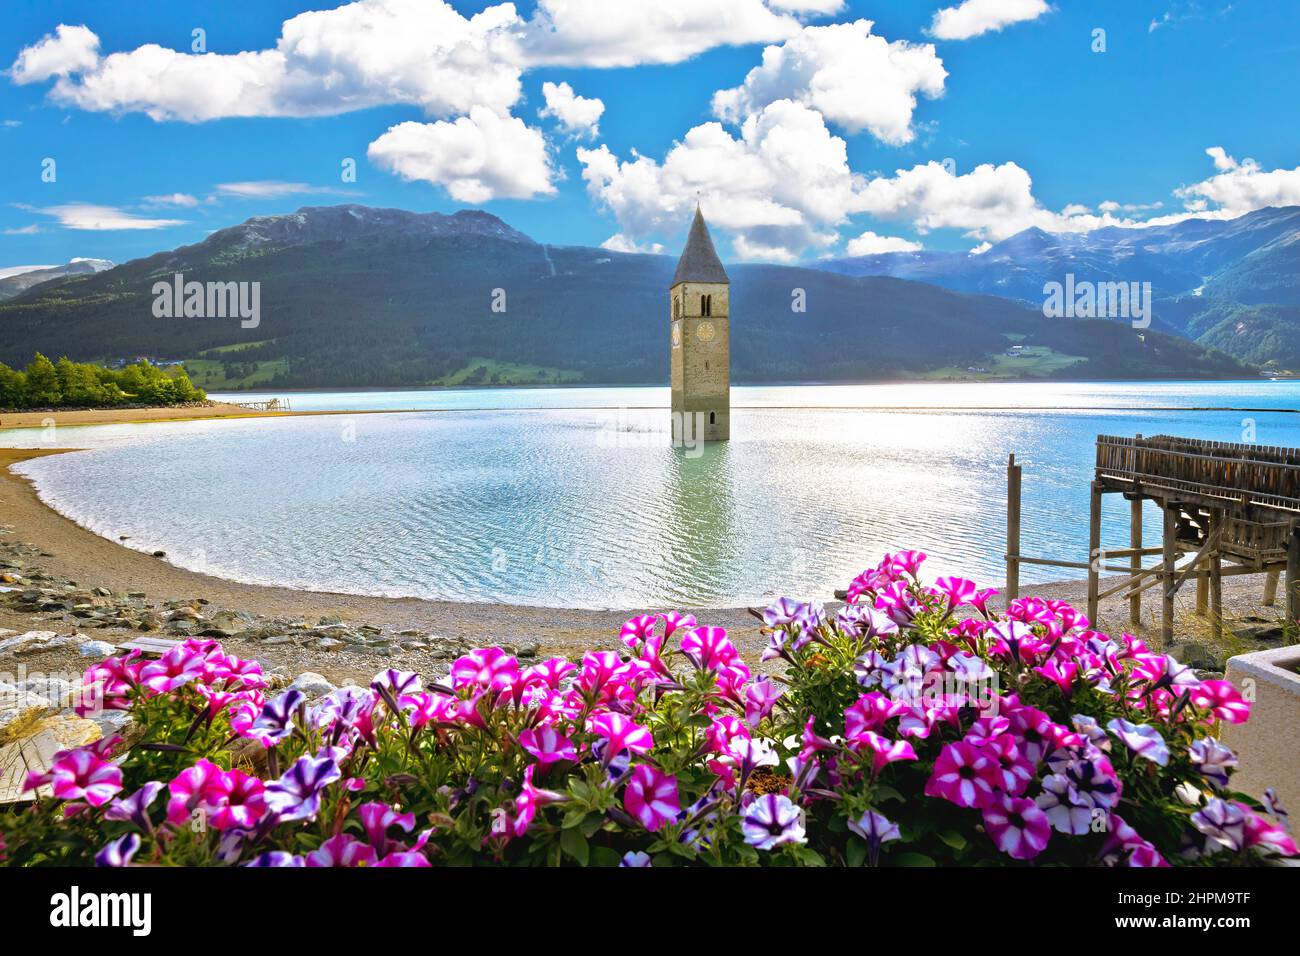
[0,258,114,302]
[0,203,1277,389]
[820,206,1300,368]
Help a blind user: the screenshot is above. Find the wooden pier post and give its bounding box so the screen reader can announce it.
[1287,524,1300,624]
[1264,569,1280,607]
[1006,454,1021,602]
[1208,510,1223,641]
[1162,505,1178,646]
[1129,497,1143,626]
[1087,481,1102,623]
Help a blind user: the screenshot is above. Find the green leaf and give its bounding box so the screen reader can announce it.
[894,851,937,867]
[937,830,967,851]
[845,839,867,868]
[560,826,589,866]
[589,846,621,867]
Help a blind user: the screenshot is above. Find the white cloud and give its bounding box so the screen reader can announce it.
[601,234,664,255]
[929,0,1051,41]
[1172,148,1300,218]
[713,20,946,143]
[1,224,41,236]
[579,99,865,260]
[968,241,992,255]
[8,23,100,82]
[215,181,343,199]
[142,192,201,207]
[521,0,802,68]
[9,1,525,122]
[767,0,845,12]
[0,264,56,278]
[845,230,922,255]
[368,107,557,202]
[539,81,604,138]
[34,203,184,230]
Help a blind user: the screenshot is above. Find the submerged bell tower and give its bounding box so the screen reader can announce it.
[669,207,730,442]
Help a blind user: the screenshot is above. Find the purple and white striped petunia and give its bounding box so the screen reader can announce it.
[1106,718,1170,767]
[104,781,164,832]
[358,802,416,856]
[264,755,341,822]
[742,794,806,851]
[248,689,305,747]
[1191,798,1247,852]
[847,810,901,864]
[620,850,652,867]
[1188,737,1237,789]
[95,833,140,868]
[245,851,305,867]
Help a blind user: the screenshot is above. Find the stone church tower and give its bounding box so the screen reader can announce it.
[670,207,730,442]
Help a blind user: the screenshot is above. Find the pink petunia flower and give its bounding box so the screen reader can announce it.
[623,765,680,832]
[1190,680,1251,724]
[983,793,1051,860]
[518,725,578,765]
[28,747,123,807]
[924,742,997,809]
[588,712,654,762]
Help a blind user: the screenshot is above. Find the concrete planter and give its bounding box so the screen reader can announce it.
[1221,645,1300,811]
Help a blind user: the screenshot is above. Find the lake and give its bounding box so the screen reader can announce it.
[4,381,1299,610]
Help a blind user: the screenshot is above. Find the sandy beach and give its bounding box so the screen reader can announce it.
[0,414,1289,686]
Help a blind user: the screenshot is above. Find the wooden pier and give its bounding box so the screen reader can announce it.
[228,398,292,412]
[1007,434,1300,643]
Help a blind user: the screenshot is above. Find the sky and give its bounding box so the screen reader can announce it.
[1,0,1298,272]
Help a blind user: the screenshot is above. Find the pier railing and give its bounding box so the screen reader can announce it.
[227,398,292,412]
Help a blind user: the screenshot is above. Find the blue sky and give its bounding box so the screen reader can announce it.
[2,0,1297,271]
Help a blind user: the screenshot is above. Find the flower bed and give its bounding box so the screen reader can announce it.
[1,552,1295,867]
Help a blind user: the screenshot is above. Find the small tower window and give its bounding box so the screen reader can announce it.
[709,412,716,425]
[673,295,680,319]
[701,294,712,317]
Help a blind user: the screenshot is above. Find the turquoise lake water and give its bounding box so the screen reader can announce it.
[3,381,1299,609]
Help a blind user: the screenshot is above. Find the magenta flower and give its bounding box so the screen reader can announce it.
[853,731,917,776]
[95,833,140,868]
[521,657,577,691]
[744,677,783,728]
[1243,808,1299,857]
[247,689,304,747]
[935,576,977,610]
[166,759,223,826]
[519,725,579,765]
[205,768,268,831]
[374,850,431,867]
[624,765,680,832]
[977,735,1035,797]
[924,742,996,809]
[306,833,377,868]
[372,668,422,699]
[983,794,1051,860]
[358,802,416,856]
[137,644,207,694]
[450,647,520,693]
[513,764,567,837]
[1190,680,1251,724]
[844,692,907,739]
[28,747,123,807]
[588,712,654,762]
[798,715,836,760]
[1106,718,1170,767]
[742,794,806,850]
[680,626,740,671]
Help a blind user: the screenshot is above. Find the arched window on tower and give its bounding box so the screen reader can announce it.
[673,295,680,319]
[709,412,716,425]
[701,294,712,317]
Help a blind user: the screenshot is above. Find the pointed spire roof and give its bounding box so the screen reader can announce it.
[671,206,729,286]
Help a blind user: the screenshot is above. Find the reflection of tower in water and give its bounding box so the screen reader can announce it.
[661,439,739,606]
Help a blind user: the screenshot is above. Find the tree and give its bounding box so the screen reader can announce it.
[23,353,61,407]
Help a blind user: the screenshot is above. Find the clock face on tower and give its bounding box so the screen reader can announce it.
[671,320,682,348]
[696,320,715,343]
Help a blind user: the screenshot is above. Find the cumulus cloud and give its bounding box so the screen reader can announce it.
[8,23,100,82]
[9,1,524,122]
[929,0,1051,41]
[601,234,664,255]
[521,0,802,68]
[579,100,868,260]
[32,203,184,230]
[844,231,922,255]
[767,0,845,12]
[1172,147,1300,218]
[539,81,604,138]
[367,107,557,202]
[713,20,946,143]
